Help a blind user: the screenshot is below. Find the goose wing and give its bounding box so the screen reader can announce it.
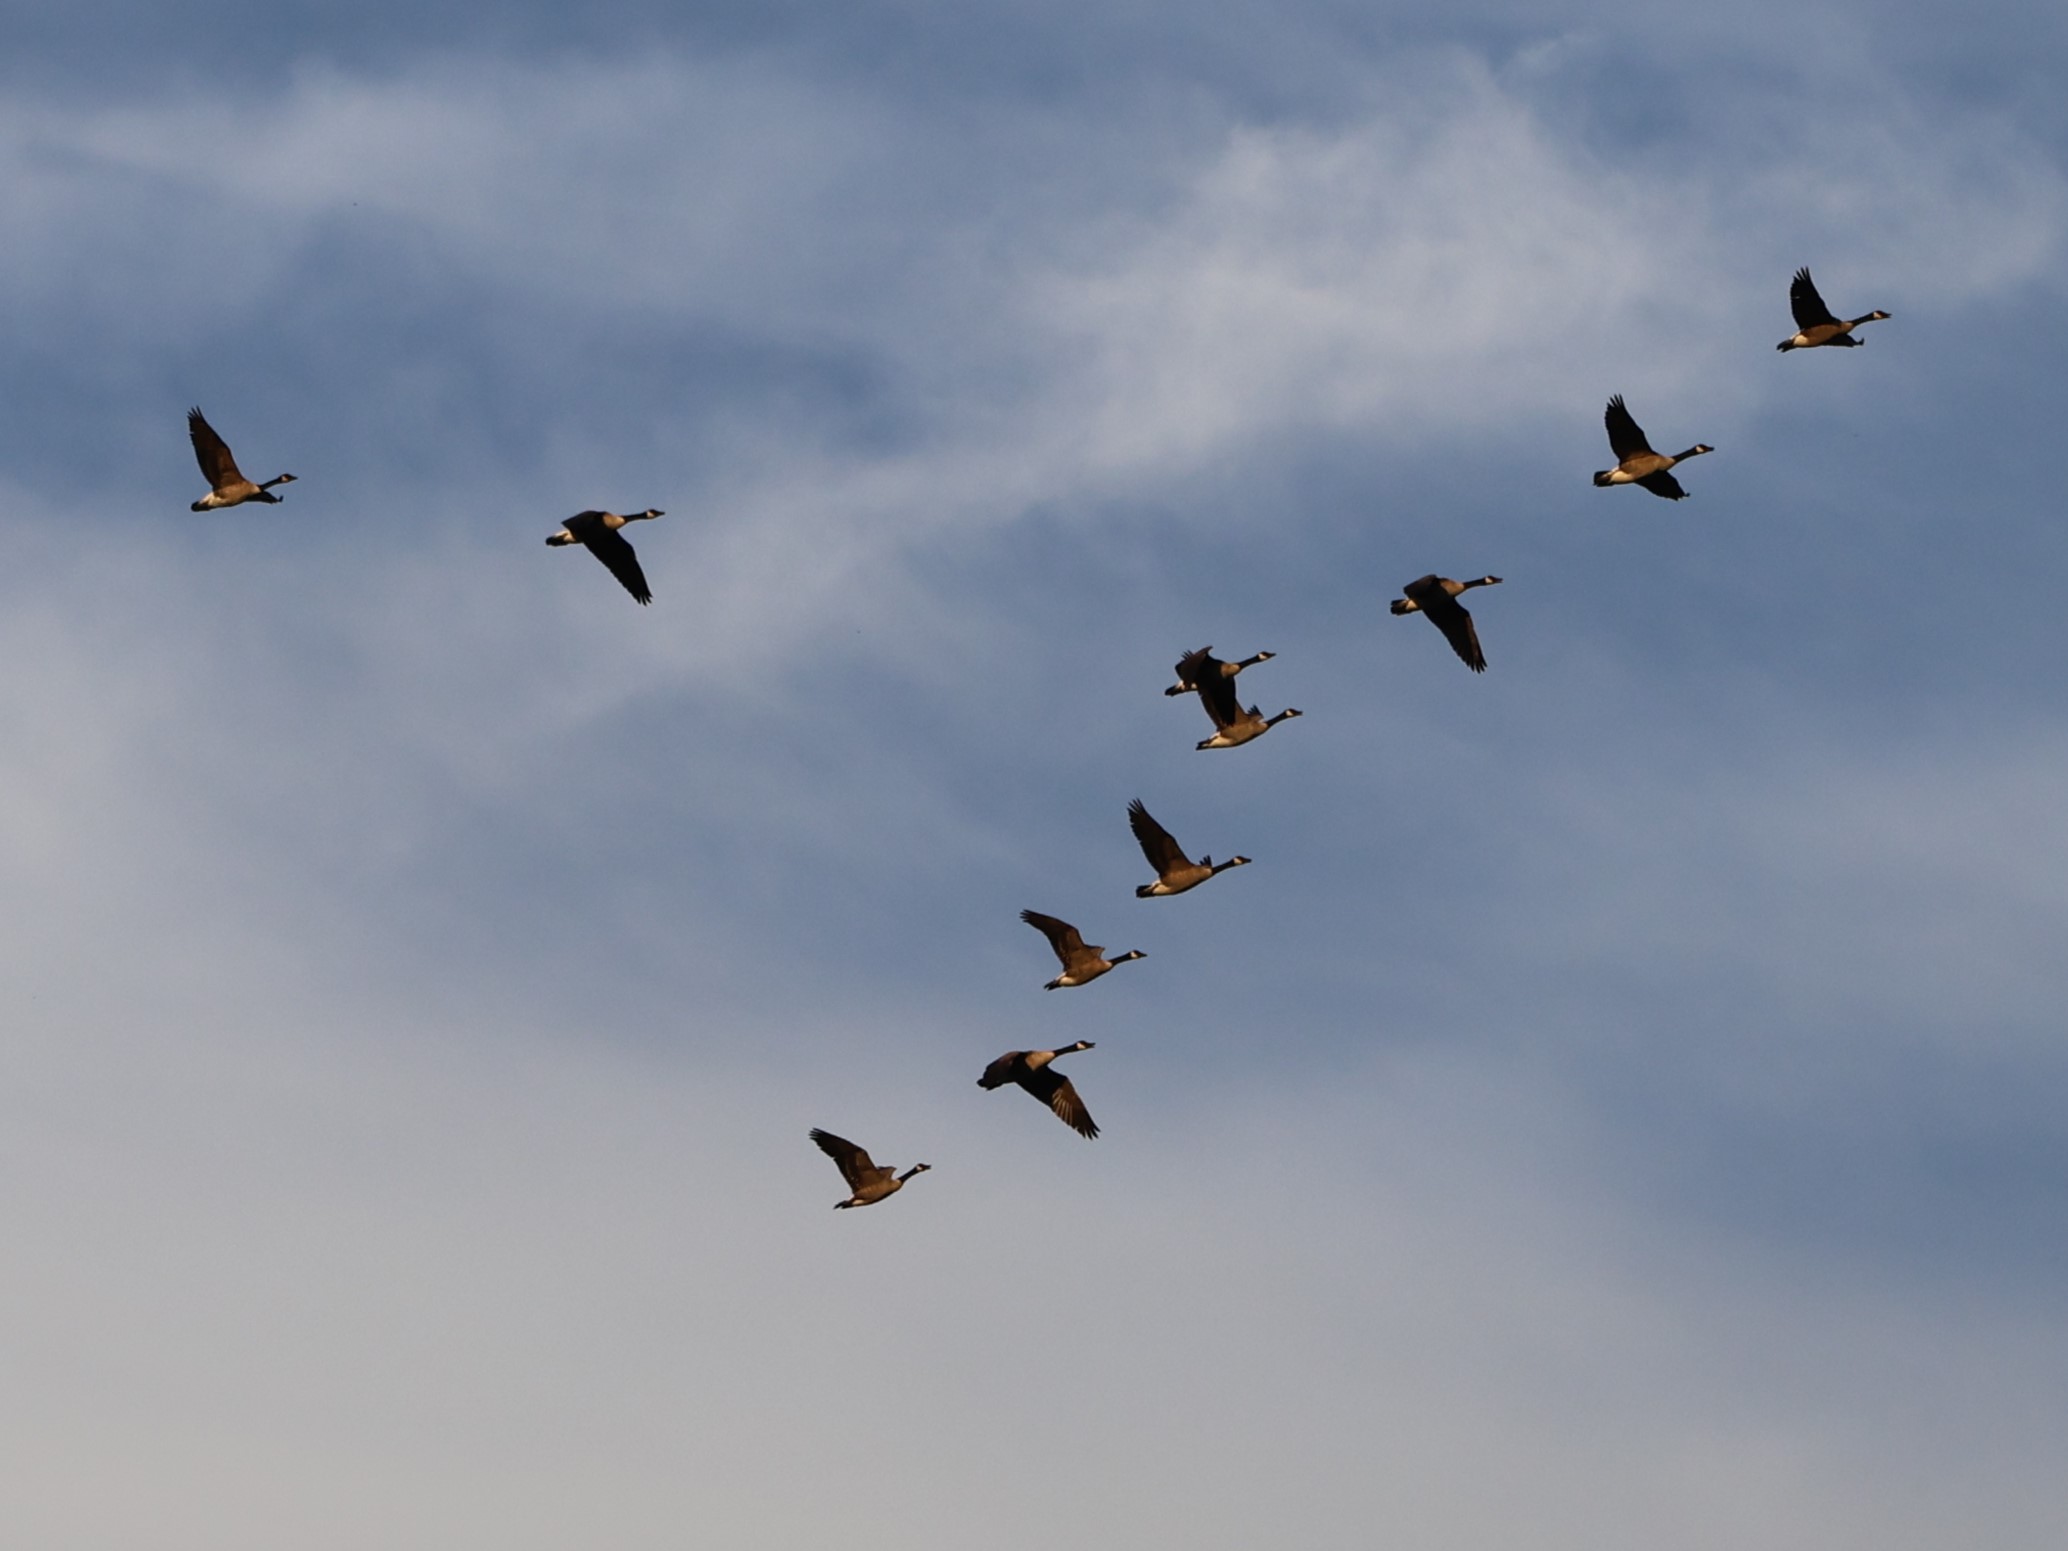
[1196,668,1245,731]
[1603,395,1654,461]
[1414,588,1487,672]
[187,408,245,489]
[810,1128,879,1191]
[1170,646,1219,693]
[1635,470,1689,500]
[1789,267,1839,330]
[566,513,653,605]
[1127,799,1191,874]
[1020,909,1087,965]
[1022,1065,1099,1139]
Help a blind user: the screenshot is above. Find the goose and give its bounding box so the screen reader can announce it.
[1020,909,1145,989]
[1392,574,1503,673]
[1777,267,1890,351]
[1166,645,1274,697]
[1194,668,1302,750]
[1593,395,1711,500]
[810,1128,931,1208]
[187,408,296,510]
[978,1042,1099,1139]
[547,509,664,604]
[1129,799,1250,896]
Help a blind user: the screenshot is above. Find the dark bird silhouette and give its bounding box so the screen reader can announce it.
[978,1042,1100,1138]
[546,509,664,604]
[1592,395,1711,500]
[1165,645,1274,697]
[1020,909,1145,989]
[810,1128,930,1208]
[187,408,296,510]
[1128,799,1250,896]
[1392,574,1503,673]
[1777,267,1890,350]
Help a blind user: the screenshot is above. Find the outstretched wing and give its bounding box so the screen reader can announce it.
[1419,592,1487,672]
[1789,267,1839,330]
[810,1128,875,1190]
[187,408,244,489]
[1020,909,1085,963]
[1635,470,1688,500]
[1603,395,1653,461]
[576,523,653,605]
[1024,1067,1099,1139]
[1128,799,1190,874]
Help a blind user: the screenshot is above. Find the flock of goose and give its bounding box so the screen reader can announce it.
[183,265,1890,1211]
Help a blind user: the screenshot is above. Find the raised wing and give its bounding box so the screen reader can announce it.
[187,407,243,489]
[1170,646,1219,694]
[810,1128,877,1190]
[1603,395,1653,462]
[1789,267,1839,330]
[1127,799,1190,874]
[1020,909,1086,963]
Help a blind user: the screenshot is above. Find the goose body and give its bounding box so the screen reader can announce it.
[1166,645,1274,697]
[187,408,296,510]
[1020,909,1145,989]
[1194,667,1302,750]
[547,508,664,604]
[1593,396,1711,500]
[810,1128,931,1208]
[978,1042,1099,1138]
[1128,799,1250,896]
[1392,574,1502,673]
[1777,267,1889,351]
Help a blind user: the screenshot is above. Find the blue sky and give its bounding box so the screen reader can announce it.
[3,3,2066,1547]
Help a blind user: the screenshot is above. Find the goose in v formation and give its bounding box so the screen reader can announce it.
[1166,645,1274,697]
[1128,799,1250,896]
[547,509,664,604]
[1777,267,1889,351]
[1020,909,1145,989]
[810,1128,931,1208]
[187,408,297,511]
[1392,574,1502,673]
[978,1042,1099,1139]
[1593,395,1712,500]
[1191,664,1302,750]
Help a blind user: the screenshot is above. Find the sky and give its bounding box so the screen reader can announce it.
[3,2,2066,1547]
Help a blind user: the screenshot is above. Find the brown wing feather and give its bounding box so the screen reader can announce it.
[1635,470,1688,500]
[580,525,653,605]
[1604,395,1653,461]
[1022,1066,1099,1139]
[187,407,243,489]
[1128,799,1190,874]
[1420,592,1487,672]
[1196,669,1244,731]
[810,1128,875,1190]
[1020,909,1086,962]
[1790,267,1839,330]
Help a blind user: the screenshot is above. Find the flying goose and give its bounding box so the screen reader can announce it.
[187,408,297,511]
[1166,645,1274,697]
[1392,574,1503,673]
[810,1128,931,1208]
[978,1042,1099,1138]
[547,509,664,604]
[1193,667,1302,750]
[1128,798,1250,896]
[1020,909,1145,989]
[1777,267,1890,351]
[1593,396,1712,500]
